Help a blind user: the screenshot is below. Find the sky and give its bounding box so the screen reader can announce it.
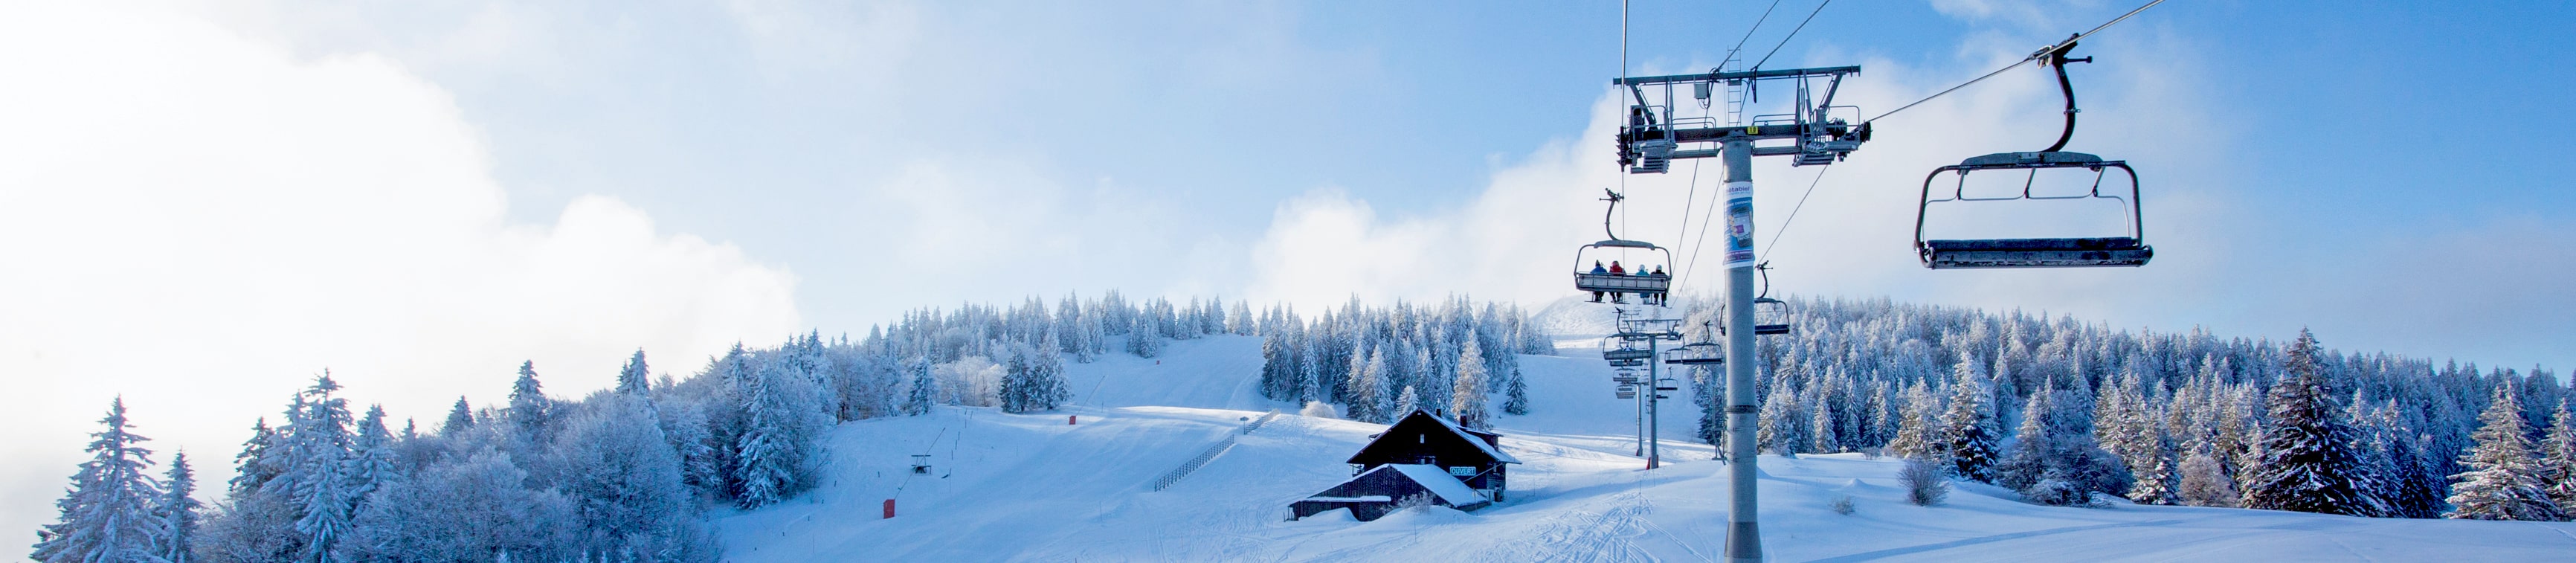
[4,0,2573,541]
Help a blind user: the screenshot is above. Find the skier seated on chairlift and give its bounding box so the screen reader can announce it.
[1608,261,1628,303]
[1647,266,1668,305]
[1589,261,1611,302]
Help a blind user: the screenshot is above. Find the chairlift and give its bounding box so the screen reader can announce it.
[1913,38,2152,269]
[1749,264,1791,335]
[1574,190,1674,303]
[1664,341,1726,366]
[1603,345,1652,362]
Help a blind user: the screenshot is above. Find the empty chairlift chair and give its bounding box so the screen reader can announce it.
[1914,152,2151,268]
[1663,341,1725,366]
[1751,297,1791,335]
[1913,38,2154,270]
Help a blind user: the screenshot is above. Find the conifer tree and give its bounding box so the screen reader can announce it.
[1887,382,1941,460]
[158,450,199,563]
[1501,364,1530,416]
[440,397,473,436]
[2242,329,2392,517]
[2127,425,2183,506]
[1759,385,1804,457]
[1394,385,1419,420]
[902,359,936,416]
[1346,350,1388,423]
[508,361,551,443]
[286,375,356,563]
[2444,385,2566,521]
[347,406,397,512]
[1451,337,1491,429]
[617,350,651,396]
[1810,401,1839,454]
[2535,405,2576,510]
[32,398,165,563]
[229,418,282,498]
[1940,366,2000,482]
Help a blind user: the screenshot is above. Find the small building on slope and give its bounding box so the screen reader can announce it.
[1289,408,1522,521]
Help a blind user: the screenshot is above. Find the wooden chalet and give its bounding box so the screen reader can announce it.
[1289,408,1522,521]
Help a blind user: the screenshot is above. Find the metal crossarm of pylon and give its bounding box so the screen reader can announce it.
[1614,65,1869,173]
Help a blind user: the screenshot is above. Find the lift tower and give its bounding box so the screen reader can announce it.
[1613,65,1867,563]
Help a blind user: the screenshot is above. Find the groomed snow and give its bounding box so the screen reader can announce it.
[718,332,2576,562]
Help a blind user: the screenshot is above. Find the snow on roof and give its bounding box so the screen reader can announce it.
[1379,464,1490,507]
[1414,410,1522,464]
[1301,495,1392,503]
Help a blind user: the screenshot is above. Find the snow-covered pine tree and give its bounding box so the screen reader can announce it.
[1394,385,1419,420]
[1501,364,1530,416]
[508,361,552,443]
[347,405,398,515]
[1451,336,1491,430]
[1997,381,2057,492]
[1941,364,2000,482]
[732,367,790,509]
[2241,329,2392,517]
[1810,401,1839,454]
[1864,384,1896,449]
[441,397,474,436]
[1126,317,1164,358]
[2127,423,2183,506]
[158,450,199,563]
[1346,349,1386,423]
[902,358,936,416]
[2541,405,2576,511]
[287,375,358,563]
[1887,382,1940,460]
[2386,431,2447,518]
[32,398,164,563]
[1759,384,1805,457]
[617,350,651,396]
[229,417,283,498]
[1030,329,1071,411]
[1260,332,1290,401]
[2444,384,2566,521]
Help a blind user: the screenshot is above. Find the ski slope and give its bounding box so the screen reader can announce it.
[718,329,2576,562]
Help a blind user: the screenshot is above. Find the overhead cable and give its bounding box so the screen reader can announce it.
[1753,0,1835,69]
[1864,0,2167,124]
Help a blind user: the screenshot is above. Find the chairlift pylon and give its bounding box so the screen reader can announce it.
[1913,38,2152,269]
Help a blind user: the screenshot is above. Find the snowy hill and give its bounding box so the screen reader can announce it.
[716,333,2576,561]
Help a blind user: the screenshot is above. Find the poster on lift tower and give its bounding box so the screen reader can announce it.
[1725,180,1754,267]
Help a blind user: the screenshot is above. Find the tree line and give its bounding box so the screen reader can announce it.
[1682,295,2572,520]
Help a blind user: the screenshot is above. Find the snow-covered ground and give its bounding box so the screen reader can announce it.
[718,330,2576,562]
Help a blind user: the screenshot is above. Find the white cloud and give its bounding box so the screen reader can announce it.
[1245,12,2241,329]
[0,1,798,537]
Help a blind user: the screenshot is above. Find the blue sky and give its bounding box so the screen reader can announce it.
[2,0,2572,538]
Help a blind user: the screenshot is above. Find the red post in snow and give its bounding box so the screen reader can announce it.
[882,498,895,519]
[1069,415,1078,425]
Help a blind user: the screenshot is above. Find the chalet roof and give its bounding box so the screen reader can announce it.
[1368,464,1488,506]
[1350,408,1520,465]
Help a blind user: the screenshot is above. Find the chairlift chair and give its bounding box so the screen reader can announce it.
[1603,345,1653,362]
[1575,239,1674,301]
[1574,190,1675,302]
[1751,297,1791,335]
[1912,38,2153,269]
[1664,341,1726,366]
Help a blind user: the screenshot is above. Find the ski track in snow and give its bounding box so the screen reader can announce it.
[717,332,2576,562]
